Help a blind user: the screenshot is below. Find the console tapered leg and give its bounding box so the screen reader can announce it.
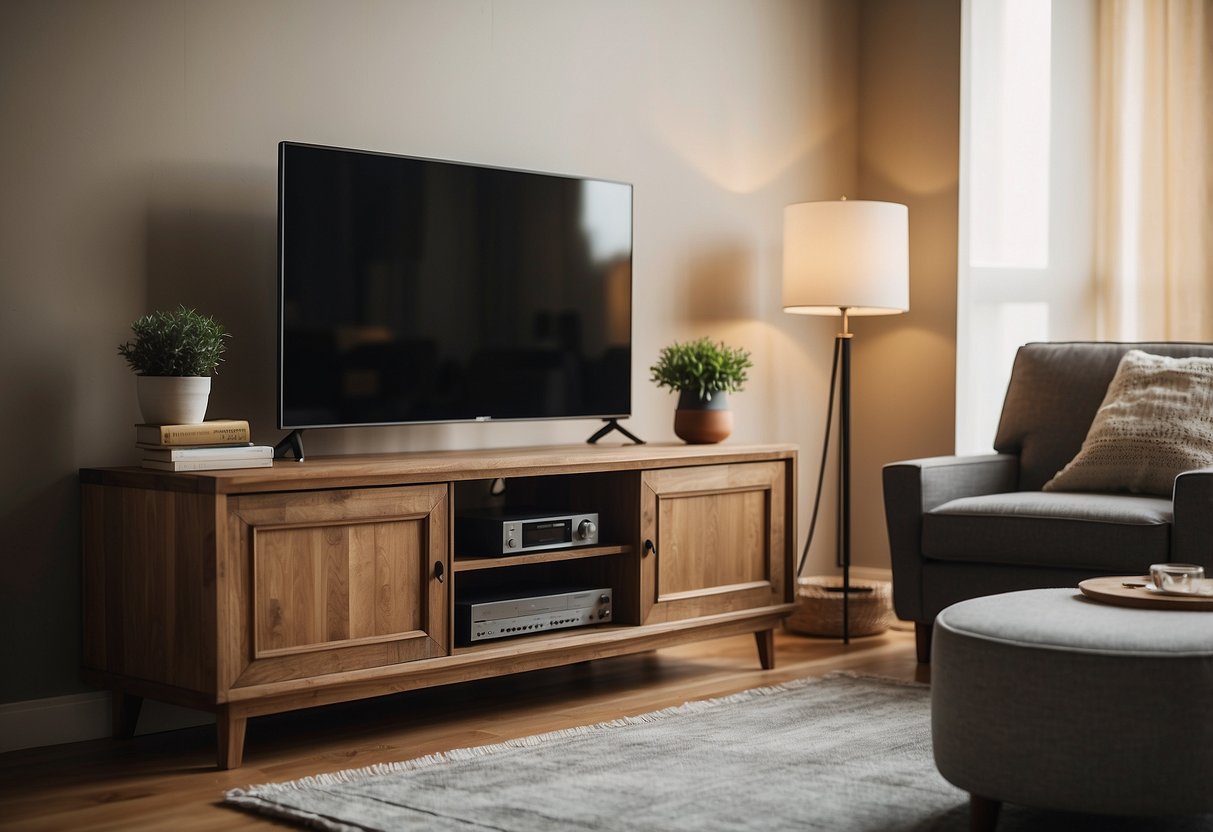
[217,708,247,770]
[111,692,143,738]
[754,628,775,669]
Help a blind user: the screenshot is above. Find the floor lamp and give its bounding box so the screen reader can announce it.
[782,199,909,643]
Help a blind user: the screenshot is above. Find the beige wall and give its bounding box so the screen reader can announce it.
[0,0,861,703]
[850,0,961,571]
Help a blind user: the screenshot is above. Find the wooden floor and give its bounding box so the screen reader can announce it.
[0,627,923,831]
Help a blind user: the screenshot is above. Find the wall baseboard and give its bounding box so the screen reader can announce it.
[0,691,213,754]
[794,566,893,583]
[848,566,893,583]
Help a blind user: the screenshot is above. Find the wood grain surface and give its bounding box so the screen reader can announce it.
[1078,575,1213,611]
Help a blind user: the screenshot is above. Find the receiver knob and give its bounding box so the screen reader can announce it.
[577,519,597,540]
[506,537,517,548]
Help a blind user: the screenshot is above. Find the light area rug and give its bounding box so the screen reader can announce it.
[225,673,1211,832]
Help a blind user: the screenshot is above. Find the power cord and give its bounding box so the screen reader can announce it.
[796,337,840,578]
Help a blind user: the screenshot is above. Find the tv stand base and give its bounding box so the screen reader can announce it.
[586,418,644,445]
[273,429,305,461]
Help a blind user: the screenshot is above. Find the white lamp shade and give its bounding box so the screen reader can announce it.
[782,200,909,316]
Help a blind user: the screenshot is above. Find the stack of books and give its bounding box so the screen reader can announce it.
[137,419,274,471]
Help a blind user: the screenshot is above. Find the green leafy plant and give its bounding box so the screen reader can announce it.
[650,337,752,402]
[117,305,230,377]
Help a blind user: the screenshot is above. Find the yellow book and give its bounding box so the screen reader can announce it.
[135,420,251,446]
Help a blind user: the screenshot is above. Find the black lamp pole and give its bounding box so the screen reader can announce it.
[838,309,853,644]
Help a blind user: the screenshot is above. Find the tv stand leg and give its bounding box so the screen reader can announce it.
[216,707,247,770]
[273,429,305,461]
[754,628,775,669]
[112,692,142,738]
[586,418,645,445]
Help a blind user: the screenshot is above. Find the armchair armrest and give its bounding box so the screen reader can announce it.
[1173,466,1213,570]
[882,454,1018,622]
[884,453,1019,512]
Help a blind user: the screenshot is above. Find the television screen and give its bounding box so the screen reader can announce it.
[278,142,633,430]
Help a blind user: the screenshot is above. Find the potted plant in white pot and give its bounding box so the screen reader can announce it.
[118,305,229,425]
[650,337,752,444]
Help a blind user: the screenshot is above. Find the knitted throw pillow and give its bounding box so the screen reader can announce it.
[1043,350,1213,496]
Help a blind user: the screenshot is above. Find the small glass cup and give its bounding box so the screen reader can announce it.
[1149,563,1206,593]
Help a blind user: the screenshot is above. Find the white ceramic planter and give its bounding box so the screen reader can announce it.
[136,376,211,425]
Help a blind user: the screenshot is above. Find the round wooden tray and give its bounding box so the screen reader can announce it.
[1078,576,1213,611]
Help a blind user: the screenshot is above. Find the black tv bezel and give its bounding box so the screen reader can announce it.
[275,140,634,433]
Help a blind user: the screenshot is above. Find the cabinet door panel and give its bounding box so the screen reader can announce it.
[225,484,448,687]
[657,489,769,597]
[641,462,788,623]
[253,518,425,654]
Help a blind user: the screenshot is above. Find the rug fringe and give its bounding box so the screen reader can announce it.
[225,672,920,801]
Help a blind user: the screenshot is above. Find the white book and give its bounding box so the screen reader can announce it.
[140,457,274,472]
[139,444,272,462]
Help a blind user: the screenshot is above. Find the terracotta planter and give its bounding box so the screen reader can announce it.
[673,390,733,444]
[136,376,211,425]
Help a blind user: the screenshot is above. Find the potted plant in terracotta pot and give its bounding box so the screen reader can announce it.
[118,305,229,425]
[650,337,752,444]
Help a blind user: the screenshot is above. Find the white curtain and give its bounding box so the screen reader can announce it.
[1096,0,1213,340]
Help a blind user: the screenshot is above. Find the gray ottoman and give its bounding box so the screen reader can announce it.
[931,588,1213,831]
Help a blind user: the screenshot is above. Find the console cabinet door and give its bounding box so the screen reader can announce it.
[640,462,788,624]
[222,483,449,688]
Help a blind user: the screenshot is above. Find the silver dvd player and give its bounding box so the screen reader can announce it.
[455,586,612,645]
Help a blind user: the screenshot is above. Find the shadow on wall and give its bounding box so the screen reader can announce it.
[0,337,83,702]
[144,167,279,444]
[681,246,759,324]
[0,474,82,701]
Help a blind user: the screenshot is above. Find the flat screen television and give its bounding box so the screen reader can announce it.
[277,142,633,448]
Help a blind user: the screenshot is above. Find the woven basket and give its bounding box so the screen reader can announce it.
[784,576,893,637]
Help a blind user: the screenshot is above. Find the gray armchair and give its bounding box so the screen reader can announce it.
[884,341,1213,662]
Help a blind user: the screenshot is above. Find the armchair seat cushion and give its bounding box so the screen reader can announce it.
[923,491,1172,572]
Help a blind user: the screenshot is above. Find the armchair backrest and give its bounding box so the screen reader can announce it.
[993,341,1213,491]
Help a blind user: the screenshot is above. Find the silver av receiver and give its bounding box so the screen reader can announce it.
[457,510,599,556]
[456,586,613,645]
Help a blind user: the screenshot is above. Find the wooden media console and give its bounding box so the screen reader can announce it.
[80,443,797,768]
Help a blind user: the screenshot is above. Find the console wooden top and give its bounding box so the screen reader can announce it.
[80,442,797,494]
